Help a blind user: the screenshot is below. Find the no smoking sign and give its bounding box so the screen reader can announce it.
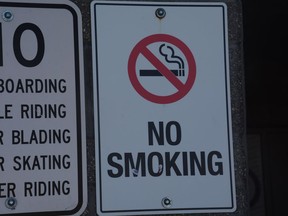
[92,1,235,216]
[128,34,196,104]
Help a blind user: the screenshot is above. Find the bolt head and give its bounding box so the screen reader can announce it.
[155,8,166,19]
[2,10,14,22]
[5,197,17,210]
[161,197,172,208]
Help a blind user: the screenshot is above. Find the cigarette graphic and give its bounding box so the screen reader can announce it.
[140,43,185,77]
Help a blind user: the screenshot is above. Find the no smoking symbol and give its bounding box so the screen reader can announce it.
[128,34,196,104]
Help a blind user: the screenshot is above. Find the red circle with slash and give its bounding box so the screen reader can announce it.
[128,34,196,104]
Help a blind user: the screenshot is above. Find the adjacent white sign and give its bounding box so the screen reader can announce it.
[91,1,236,215]
[0,0,86,215]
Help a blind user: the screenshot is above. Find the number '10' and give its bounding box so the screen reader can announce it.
[0,22,45,67]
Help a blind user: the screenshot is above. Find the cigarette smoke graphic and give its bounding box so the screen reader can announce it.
[159,44,185,76]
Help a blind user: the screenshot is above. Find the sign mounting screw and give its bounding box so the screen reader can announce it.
[155,8,166,19]
[161,197,172,208]
[5,197,17,210]
[2,10,14,22]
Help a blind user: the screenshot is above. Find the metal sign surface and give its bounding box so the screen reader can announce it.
[91,1,236,215]
[0,0,86,215]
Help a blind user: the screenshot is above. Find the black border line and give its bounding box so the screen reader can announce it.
[93,2,235,215]
[0,2,83,216]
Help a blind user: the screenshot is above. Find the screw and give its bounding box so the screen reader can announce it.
[2,10,14,22]
[155,8,166,19]
[161,197,172,208]
[5,197,17,210]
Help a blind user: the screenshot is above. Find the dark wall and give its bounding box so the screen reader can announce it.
[242,1,288,215]
[243,0,288,127]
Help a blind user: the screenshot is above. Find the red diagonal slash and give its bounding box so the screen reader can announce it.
[141,46,184,90]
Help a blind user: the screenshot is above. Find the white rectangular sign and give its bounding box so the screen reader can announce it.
[91,1,235,215]
[0,0,86,215]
